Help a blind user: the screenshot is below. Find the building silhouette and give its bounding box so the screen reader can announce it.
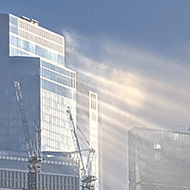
[128,127,190,190]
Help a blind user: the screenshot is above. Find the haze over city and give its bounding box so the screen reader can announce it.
[1,1,190,190]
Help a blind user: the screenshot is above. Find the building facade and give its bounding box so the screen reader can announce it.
[89,91,99,189]
[0,13,100,190]
[0,13,76,153]
[128,127,190,190]
[76,78,100,190]
[0,151,79,190]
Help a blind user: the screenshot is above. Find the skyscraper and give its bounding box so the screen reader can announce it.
[0,13,80,190]
[0,13,76,153]
[76,77,100,189]
[128,127,190,190]
[0,13,100,190]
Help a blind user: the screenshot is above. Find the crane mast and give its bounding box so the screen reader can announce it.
[66,109,86,175]
[14,81,42,190]
[66,108,97,190]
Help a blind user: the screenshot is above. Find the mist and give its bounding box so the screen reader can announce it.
[64,31,190,190]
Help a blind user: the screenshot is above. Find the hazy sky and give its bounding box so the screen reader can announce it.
[2,0,190,57]
[1,1,190,190]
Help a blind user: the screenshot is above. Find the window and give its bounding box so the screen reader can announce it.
[42,61,72,77]
[91,93,97,110]
[41,68,71,87]
[153,143,161,150]
[41,79,73,99]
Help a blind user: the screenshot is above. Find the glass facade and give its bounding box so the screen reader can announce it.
[0,13,84,190]
[0,13,100,190]
[76,77,100,190]
[8,14,77,152]
[9,15,65,65]
[0,151,80,190]
[9,15,18,34]
[0,169,79,190]
[41,89,76,152]
[10,35,65,64]
[129,127,190,190]
[89,91,99,190]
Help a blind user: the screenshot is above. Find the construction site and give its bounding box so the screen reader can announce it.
[0,13,100,190]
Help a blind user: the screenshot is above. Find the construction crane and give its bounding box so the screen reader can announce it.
[66,108,97,190]
[14,80,42,190]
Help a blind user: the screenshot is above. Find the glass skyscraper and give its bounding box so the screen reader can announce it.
[129,127,190,190]
[0,13,100,190]
[0,13,76,153]
[76,78,100,190]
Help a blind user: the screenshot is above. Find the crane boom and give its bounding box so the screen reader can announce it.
[66,109,86,176]
[66,108,96,190]
[14,81,36,159]
[14,80,42,190]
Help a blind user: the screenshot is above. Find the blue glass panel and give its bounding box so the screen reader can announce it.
[29,43,36,54]
[10,15,18,25]
[41,68,71,87]
[10,47,29,56]
[41,79,72,99]
[10,16,18,34]
[10,36,65,64]
[23,41,29,51]
[36,46,64,64]
[10,25,18,34]
[10,35,18,46]
[41,61,72,77]
[58,54,64,65]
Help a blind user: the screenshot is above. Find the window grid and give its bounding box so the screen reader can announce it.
[0,169,79,190]
[18,29,64,54]
[18,19,63,45]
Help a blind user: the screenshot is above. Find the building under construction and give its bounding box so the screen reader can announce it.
[128,127,190,190]
[0,13,100,190]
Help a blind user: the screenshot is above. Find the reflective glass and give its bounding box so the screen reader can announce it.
[10,36,65,64]
[10,15,18,25]
[10,35,17,46]
[29,43,36,54]
[41,68,71,87]
[41,61,72,77]
[10,25,18,34]
[40,88,76,152]
[9,16,18,34]
[10,47,29,56]
[41,79,72,99]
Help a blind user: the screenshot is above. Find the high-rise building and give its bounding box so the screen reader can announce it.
[128,127,190,190]
[76,77,100,190]
[0,13,76,153]
[0,13,99,190]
